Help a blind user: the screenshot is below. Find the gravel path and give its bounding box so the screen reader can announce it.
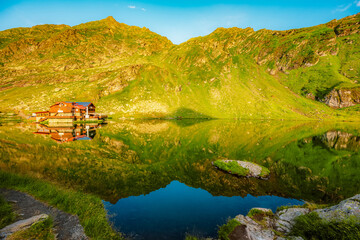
[0,189,88,240]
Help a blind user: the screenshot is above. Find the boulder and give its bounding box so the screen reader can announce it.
[230,214,275,240]
[216,160,270,179]
[315,194,360,222]
[323,88,360,108]
[0,214,49,238]
[275,208,310,233]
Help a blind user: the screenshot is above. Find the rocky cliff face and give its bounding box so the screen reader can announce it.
[323,88,360,108]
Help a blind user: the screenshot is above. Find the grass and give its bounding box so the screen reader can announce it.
[247,208,273,219]
[213,160,270,178]
[0,170,122,240]
[0,195,16,229]
[291,212,360,240]
[7,217,55,240]
[184,236,200,240]
[259,166,270,178]
[0,113,22,123]
[218,218,241,240]
[213,160,249,177]
[1,16,360,121]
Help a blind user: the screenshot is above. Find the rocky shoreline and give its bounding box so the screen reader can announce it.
[225,194,360,240]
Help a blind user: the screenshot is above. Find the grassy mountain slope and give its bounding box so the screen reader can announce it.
[0,14,359,119]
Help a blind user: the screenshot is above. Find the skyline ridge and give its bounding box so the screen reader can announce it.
[1,12,359,46]
[1,0,359,44]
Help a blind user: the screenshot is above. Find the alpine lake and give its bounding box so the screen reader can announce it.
[0,119,359,239]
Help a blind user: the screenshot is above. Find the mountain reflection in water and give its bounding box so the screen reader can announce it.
[104,180,302,240]
[0,120,360,239]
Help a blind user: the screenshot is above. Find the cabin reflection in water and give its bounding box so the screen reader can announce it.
[34,124,101,143]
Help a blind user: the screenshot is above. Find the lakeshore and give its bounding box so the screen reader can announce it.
[0,119,360,239]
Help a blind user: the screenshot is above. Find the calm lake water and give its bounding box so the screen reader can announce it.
[0,120,360,239]
[104,181,301,239]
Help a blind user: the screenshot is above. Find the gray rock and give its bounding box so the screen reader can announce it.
[275,208,310,233]
[232,214,275,240]
[323,89,360,108]
[0,214,48,238]
[315,194,360,222]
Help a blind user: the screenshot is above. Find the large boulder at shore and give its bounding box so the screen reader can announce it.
[230,212,275,240]
[315,194,360,222]
[223,195,360,240]
[275,208,310,233]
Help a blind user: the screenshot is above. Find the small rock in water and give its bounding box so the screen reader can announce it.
[218,160,270,179]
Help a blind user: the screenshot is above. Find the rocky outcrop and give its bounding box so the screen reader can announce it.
[315,194,360,222]
[228,207,307,240]
[227,194,360,240]
[320,131,360,151]
[323,88,360,108]
[275,208,310,233]
[231,213,275,240]
[0,214,49,239]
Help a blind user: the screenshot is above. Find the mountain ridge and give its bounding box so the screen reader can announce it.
[0,14,360,120]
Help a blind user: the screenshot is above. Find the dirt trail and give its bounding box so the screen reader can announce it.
[0,189,87,240]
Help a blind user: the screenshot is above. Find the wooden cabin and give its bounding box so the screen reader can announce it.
[34,102,106,124]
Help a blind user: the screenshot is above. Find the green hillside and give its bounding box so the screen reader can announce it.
[0,14,360,119]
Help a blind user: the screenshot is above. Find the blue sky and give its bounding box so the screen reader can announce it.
[0,0,359,44]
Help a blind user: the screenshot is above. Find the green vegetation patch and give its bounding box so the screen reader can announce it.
[259,167,270,178]
[7,217,55,240]
[213,160,249,177]
[277,202,329,213]
[247,208,274,226]
[218,218,241,240]
[0,195,16,229]
[291,212,360,239]
[247,208,273,219]
[0,171,122,240]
